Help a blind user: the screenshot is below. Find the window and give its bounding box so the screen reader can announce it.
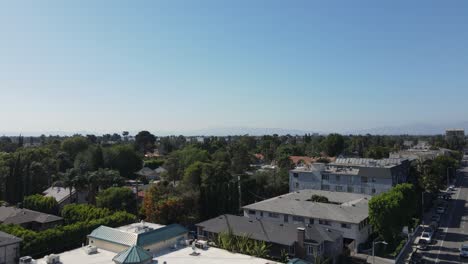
[372,177,376,183]
[260,211,263,217]
[289,245,295,255]
[292,216,304,222]
[322,185,330,191]
[372,188,376,194]
[322,175,329,181]
[360,187,366,194]
[309,218,314,224]
[319,220,331,226]
[335,185,343,192]
[341,223,351,229]
[293,173,299,178]
[284,214,289,223]
[335,175,341,182]
[248,210,256,215]
[268,212,279,218]
[306,244,315,256]
[361,176,368,183]
[295,182,299,189]
[347,186,354,193]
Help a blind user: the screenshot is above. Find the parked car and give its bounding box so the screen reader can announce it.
[430,221,439,230]
[417,239,429,250]
[436,206,446,214]
[431,214,441,223]
[460,244,468,258]
[448,185,456,191]
[419,228,434,244]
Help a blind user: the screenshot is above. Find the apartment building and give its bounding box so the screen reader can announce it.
[242,189,371,250]
[289,158,410,195]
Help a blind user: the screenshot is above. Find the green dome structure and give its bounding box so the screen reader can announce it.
[113,245,153,264]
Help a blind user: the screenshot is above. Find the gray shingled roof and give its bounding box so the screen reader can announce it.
[197,214,342,246]
[0,206,63,225]
[242,190,369,224]
[0,231,22,247]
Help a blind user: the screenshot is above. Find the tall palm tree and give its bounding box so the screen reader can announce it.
[56,168,79,204]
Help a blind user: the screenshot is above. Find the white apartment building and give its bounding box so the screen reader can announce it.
[242,189,371,250]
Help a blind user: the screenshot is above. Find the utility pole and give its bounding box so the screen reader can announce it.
[238,175,242,214]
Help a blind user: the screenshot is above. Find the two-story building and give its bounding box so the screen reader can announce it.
[242,189,371,251]
[289,158,410,195]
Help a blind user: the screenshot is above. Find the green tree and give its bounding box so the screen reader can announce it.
[310,194,329,203]
[134,131,156,153]
[61,136,89,160]
[96,187,137,214]
[23,194,59,215]
[321,134,345,157]
[103,145,142,178]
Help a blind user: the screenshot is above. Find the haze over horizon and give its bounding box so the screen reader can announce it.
[1,1,468,134]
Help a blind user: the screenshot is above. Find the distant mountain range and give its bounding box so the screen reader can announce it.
[1,122,467,137]
[349,121,468,135]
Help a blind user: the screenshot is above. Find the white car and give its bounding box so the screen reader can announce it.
[420,229,433,244]
[449,185,456,191]
[460,244,468,258]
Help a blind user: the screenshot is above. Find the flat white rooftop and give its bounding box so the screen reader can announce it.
[36,247,116,264]
[36,245,278,264]
[154,246,278,264]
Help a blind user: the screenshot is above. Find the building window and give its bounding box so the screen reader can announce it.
[361,176,368,183]
[322,185,330,191]
[347,186,353,193]
[292,216,304,222]
[335,185,343,192]
[293,173,299,178]
[372,177,376,183]
[360,187,365,193]
[268,212,279,218]
[309,218,314,224]
[289,245,295,255]
[295,182,299,189]
[306,244,315,256]
[248,210,256,215]
[372,188,376,194]
[322,174,329,181]
[335,175,340,182]
[319,220,331,226]
[341,223,351,229]
[284,214,289,223]
[260,211,263,217]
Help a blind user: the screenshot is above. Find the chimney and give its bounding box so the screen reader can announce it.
[296,227,306,258]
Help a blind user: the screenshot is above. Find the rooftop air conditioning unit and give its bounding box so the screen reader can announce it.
[84,245,98,255]
[19,256,36,264]
[45,254,60,264]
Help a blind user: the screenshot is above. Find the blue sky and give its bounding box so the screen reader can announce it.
[1,1,467,135]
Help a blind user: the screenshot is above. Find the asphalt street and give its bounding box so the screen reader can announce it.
[418,156,468,263]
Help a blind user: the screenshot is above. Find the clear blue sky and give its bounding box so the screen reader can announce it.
[1,1,467,134]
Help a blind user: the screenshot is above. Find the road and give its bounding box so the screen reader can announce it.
[419,156,468,263]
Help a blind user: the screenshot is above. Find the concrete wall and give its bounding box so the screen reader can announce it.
[0,243,20,264]
[88,238,128,253]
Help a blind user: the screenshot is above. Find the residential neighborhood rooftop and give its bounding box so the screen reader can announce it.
[35,245,278,264]
[0,230,22,247]
[196,214,342,246]
[43,186,75,204]
[243,190,370,224]
[0,206,62,225]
